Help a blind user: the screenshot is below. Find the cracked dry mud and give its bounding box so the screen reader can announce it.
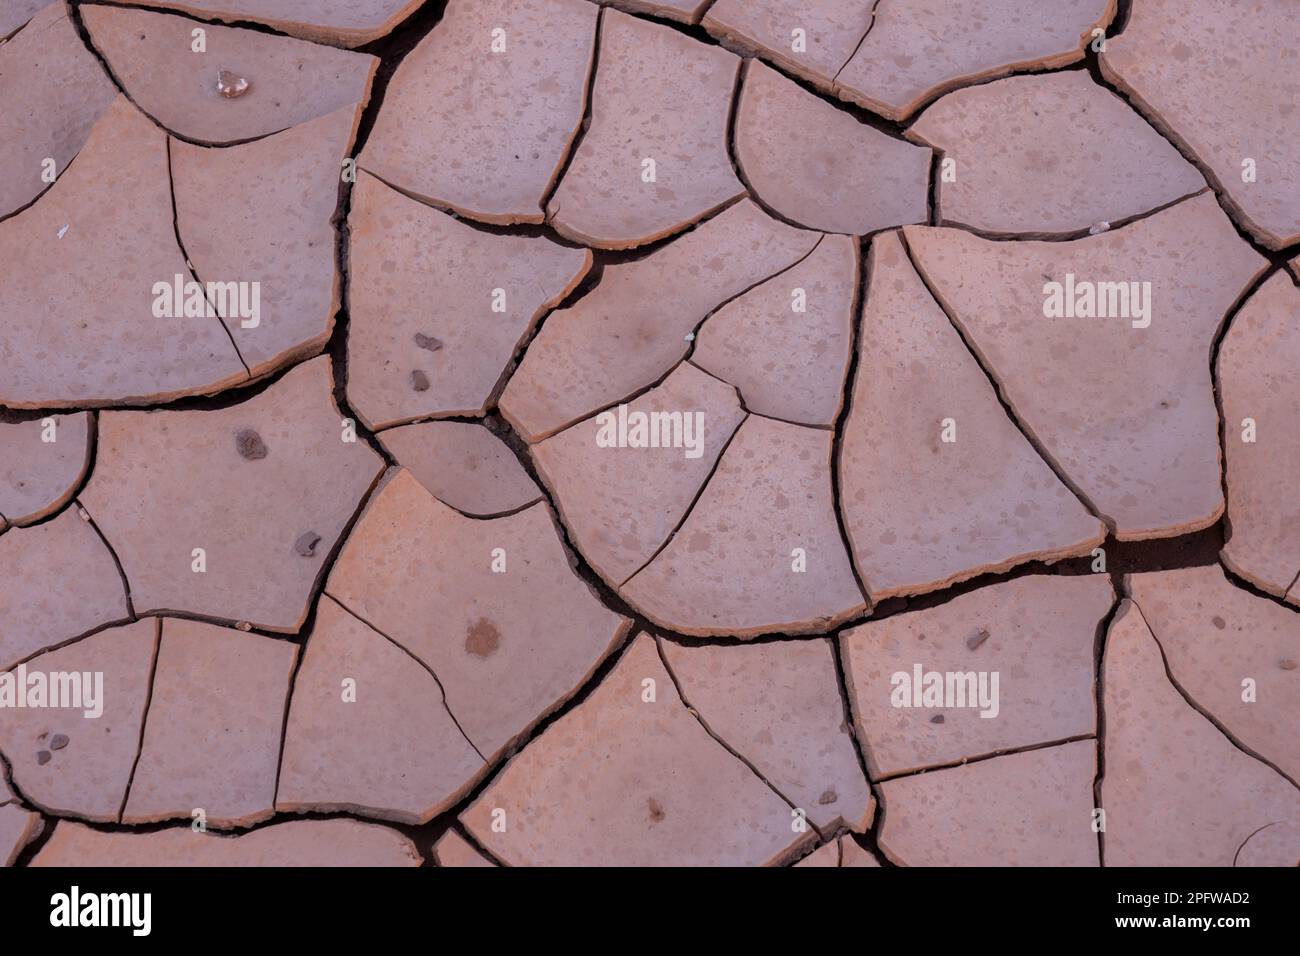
[1,0,1297,869]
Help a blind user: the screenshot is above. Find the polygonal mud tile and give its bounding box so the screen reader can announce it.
[99,0,423,47]
[0,413,91,527]
[0,0,46,37]
[879,741,1099,866]
[326,469,631,760]
[841,575,1110,777]
[500,199,819,442]
[80,358,383,632]
[1102,600,1300,866]
[0,2,117,219]
[0,508,130,671]
[348,172,591,430]
[1235,822,1300,867]
[123,619,297,829]
[461,633,812,865]
[736,62,929,235]
[840,232,1103,600]
[835,0,1116,121]
[910,71,1206,236]
[379,421,541,518]
[361,0,596,225]
[703,0,873,89]
[0,620,155,823]
[692,235,856,427]
[84,8,375,142]
[661,636,874,832]
[0,96,248,408]
[0,804,42,867]
[840,836,879,867]
[277,596,487,824]
[433,829,496,868]
[1128,565,1299,785]
[622,415,865,637]
[546,9,744,248]
[531,362,745,586]
[904,194,1269,540]
[794,840,839,867]
[1101,0,1300,250]
[1218,272,1300,600]
[33,818,421,866]
[173,107,355,377]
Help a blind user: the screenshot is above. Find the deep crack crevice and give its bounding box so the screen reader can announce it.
[830,234,875,606]
[1091,582,1125,867]
[117,617,162,823]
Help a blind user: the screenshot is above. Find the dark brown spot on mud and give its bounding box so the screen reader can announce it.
[647,798,666,823]
[1211,615,1226,630]
[818,789,837,805]
[930,714,945,724]
[465,618,500,658]
[1280,659,1297,671]
[49,734,69,751]
[414,333,443,352]
[411,370,431,392]
[294,531,321,557]
[36,750,51,765]
[235,429,267,460]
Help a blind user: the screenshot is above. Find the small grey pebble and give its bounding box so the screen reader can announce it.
[930,714,945,724]
[36,750,51,765]
[235,428,268,460]
[294,531,321,557]
[966,628,990,651]
[411,370,431,392]
[414,333,443,352]
[50,734,69,751]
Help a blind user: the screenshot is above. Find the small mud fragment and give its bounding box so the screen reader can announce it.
[49,734,69,751]
[967,628,990,651]
[36,750,51,766]
[930,714,946,724]
[414,333,442,352]
[235,429,268,460]
[294,531,321,557]
[410,370,430,392]
[216,70,250,98]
